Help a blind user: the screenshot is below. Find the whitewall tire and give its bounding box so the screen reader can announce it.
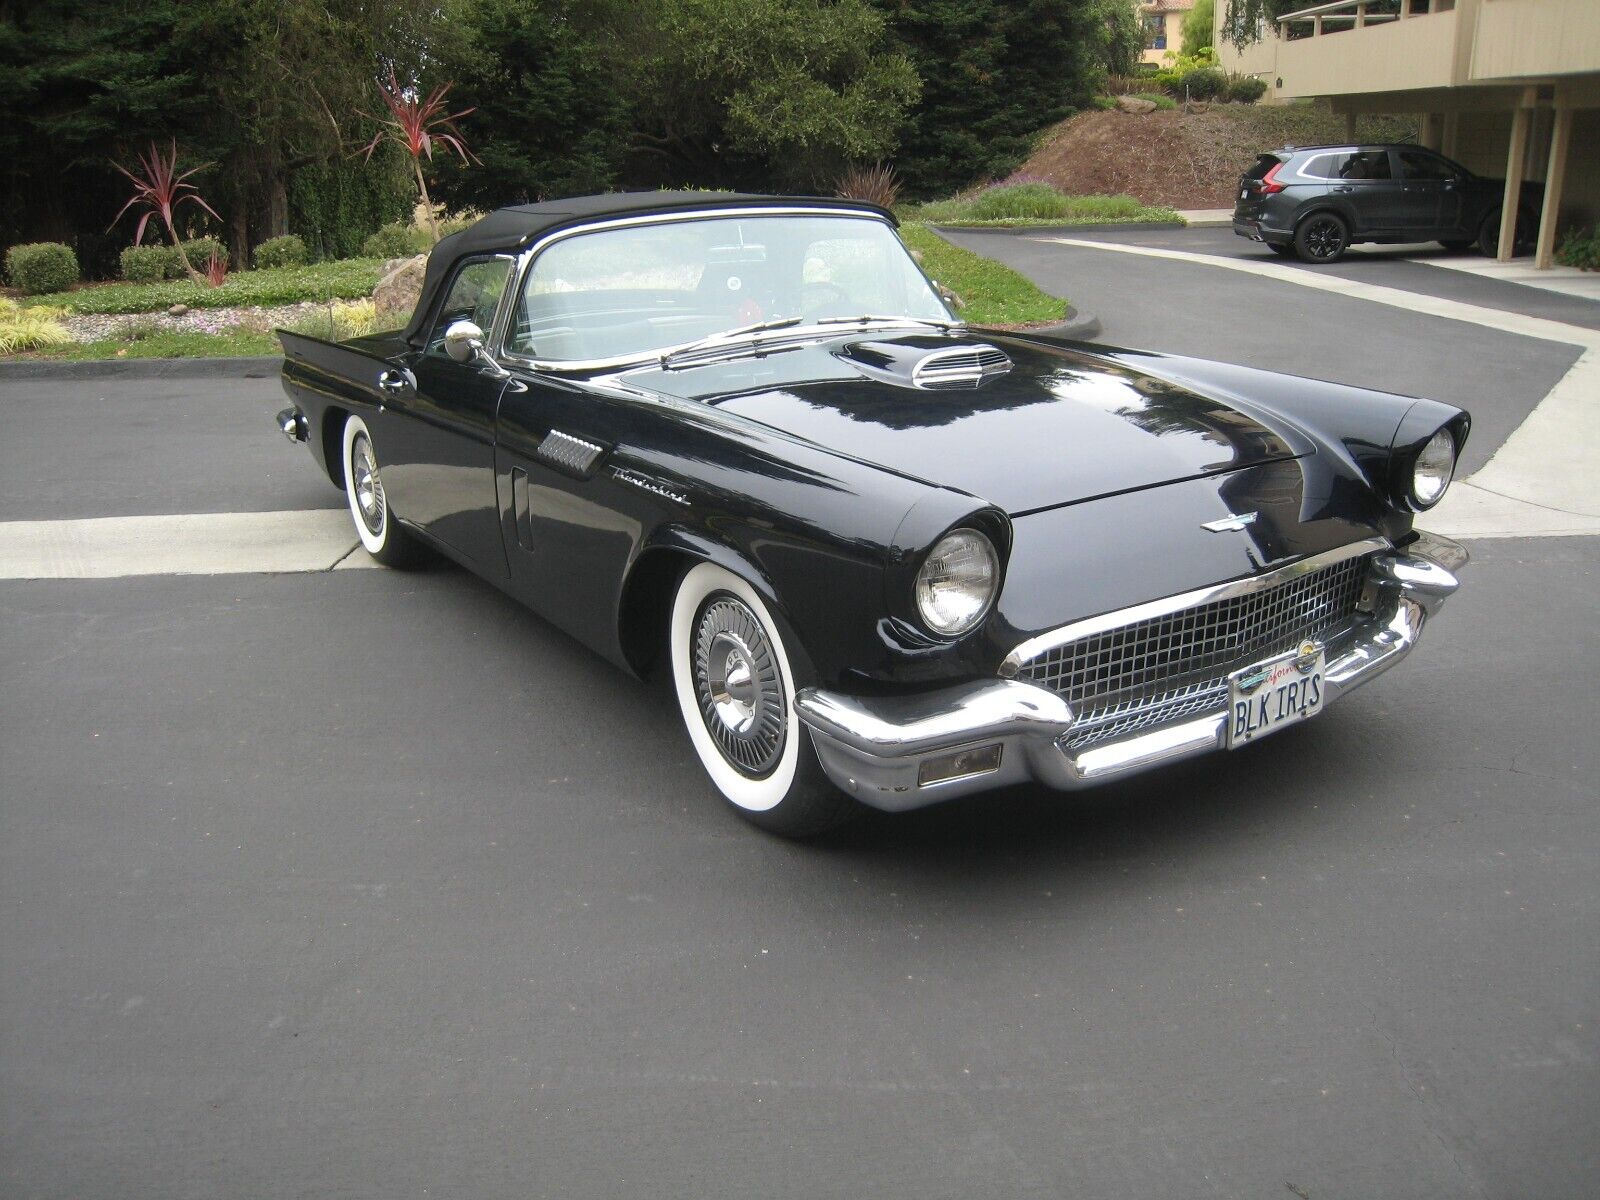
[342,413,419,567]
[669,562,854,836]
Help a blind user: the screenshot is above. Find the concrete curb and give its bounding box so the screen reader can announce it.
[1018,306,1102,341]
[0,356,283,381]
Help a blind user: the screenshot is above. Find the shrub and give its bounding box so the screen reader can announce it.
[287,297,378,343]
[5,242,79,295]
[835,162,903,209]
[1150,69,1183,95]
[201,249,228,287]
[1135,92,1178,111]
[180,238,228,271]
[120,244,178,283]
[1228,75,1268,103]
[361,221,431,259]
[1179,68,1228,100]
[253,235,308,269]
[1556,226,1600,271]
[919,184,1163,224]
[0,296,72,353]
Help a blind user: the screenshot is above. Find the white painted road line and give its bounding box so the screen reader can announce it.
[0,510,378,579]
[1043,237,1600,539]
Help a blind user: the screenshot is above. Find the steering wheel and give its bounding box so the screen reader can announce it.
[799,281,851,318]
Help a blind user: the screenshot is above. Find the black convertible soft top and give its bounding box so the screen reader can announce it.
[403,191,895,344]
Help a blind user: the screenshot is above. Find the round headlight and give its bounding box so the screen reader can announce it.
[1411,428,1456,508]
[915,529,999,636]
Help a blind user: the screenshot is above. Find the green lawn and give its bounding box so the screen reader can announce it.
[900,223,1067,326]
[18,259,388,316]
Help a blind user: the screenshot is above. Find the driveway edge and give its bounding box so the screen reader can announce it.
[0,356,283,381]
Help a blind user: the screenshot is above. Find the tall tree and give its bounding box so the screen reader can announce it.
[1183,0,1216,54]
[625,0,920,190]
[875,0,1107,199]
[429,0,631,211]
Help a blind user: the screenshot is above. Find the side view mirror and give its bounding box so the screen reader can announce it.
[444,319,486,365]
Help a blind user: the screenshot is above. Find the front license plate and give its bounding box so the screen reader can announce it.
[1226,642,1326,748]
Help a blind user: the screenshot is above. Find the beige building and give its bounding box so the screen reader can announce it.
[1214,0,1600,268]
[1140,0,1196,66]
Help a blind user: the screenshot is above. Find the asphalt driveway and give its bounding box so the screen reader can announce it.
[936,226,1589,475]
[2,318,1597,1196]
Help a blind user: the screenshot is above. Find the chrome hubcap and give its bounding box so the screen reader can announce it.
[694,596,785,777]
[351,433,384,536]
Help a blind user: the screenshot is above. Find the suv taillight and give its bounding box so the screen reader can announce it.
[1260,162,1286,194]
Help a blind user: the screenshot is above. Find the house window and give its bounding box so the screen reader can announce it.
[1144,14,1167,50]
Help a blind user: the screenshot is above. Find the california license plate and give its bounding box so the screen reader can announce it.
[1226,641,1326,748]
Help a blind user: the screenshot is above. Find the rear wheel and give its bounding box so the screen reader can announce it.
[342,414,421,567]
[1476,209,1534,257]
[669,562,856,837]
[1293,213,1349,263]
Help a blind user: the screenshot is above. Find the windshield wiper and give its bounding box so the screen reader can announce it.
[659,317,805,370]
[813,314,960,331]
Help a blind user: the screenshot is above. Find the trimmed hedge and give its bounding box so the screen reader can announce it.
[360,222,431,259]
[1228,76,1268,103]
[6,242,79,294]
[120,245,177,283]
[254,235,308,269]
[181,237,228,270]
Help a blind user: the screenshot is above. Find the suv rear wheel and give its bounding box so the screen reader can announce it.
[1294,213,1349,264]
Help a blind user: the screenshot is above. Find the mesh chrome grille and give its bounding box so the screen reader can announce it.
[1014,554,1372,751]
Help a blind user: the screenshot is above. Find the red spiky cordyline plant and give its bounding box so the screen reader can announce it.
[202,249,228,288]
[361,67,477,243]
[109,140,221,284]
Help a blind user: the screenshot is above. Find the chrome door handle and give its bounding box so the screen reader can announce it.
[1332,186,1354,193]
[377,369,411,395]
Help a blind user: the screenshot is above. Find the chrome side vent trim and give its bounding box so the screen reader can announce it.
[911,344,1012,390]
[536,430,606,478]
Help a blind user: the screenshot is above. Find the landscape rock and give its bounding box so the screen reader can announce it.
[1116,96,1158,115]
[373,254,428,325]
[168,304,189,316]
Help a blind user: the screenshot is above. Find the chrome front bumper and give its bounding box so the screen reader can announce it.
[794,532,1467,813]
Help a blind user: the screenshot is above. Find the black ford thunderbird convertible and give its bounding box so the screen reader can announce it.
[276,192,1468,836]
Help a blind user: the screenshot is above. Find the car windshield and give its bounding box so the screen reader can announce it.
[506,213,953,365]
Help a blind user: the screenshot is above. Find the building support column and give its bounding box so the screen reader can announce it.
[1441,111,1460,159]
[1535,103,1574,270]
[1498,88,1537,262]
[1419,113,1443,151]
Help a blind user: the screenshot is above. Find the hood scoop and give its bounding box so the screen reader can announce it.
[840,339,1013,390]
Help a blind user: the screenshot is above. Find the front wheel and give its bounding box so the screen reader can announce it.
[1294,213,1349,263]
[669,562,856,837]
[342,414,421,567]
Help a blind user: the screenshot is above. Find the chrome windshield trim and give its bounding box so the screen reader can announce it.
[491,206,958,375]
[997,536,1392,679]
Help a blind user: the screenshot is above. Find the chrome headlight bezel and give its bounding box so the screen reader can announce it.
[1408,427,1457,510]
[914,528,1000,637]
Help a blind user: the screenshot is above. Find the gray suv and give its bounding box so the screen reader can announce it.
[1233,143,1539,263]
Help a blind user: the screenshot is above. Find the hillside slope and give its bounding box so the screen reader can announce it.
[1015,104,1418,210]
